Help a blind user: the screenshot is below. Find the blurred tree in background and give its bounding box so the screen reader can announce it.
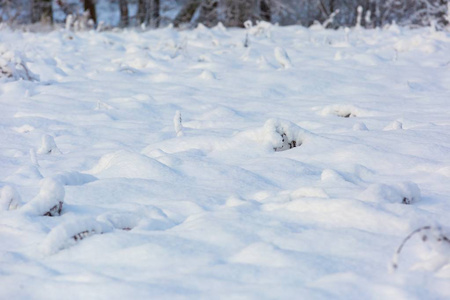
[0,0,448,29]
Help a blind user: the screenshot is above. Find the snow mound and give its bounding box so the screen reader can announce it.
[359,182,421,204]
[259,119,310,152]
[40,217,111,255]
[274,47,292,69]
[89,150,180,181]
[199,70,216,80]
[21,178,65,216]
[245,118,309,152]
[135,206,175,231]
[384,120,403,131]
[0,185,22,210]
[318,104,375,118]
[37,134,61,155]
[97,212,141,231]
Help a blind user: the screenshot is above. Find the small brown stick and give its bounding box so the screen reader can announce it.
[391,226,450,270]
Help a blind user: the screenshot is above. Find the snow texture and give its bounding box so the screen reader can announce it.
[0,23,450,299]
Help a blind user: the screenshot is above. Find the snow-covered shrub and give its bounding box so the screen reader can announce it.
[21,178,65,216]
[359,181,421,204]
[0,185,22,211]
[391,226,450,272]
[40,217,111,255]
[262,119,308,152]
[0,48,39,81]
[37,134,61,155]
[318,104,376,118]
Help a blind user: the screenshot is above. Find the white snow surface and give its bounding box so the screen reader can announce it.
[1,23,450,299]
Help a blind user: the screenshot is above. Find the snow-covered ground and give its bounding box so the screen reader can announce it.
[1,22,450,299]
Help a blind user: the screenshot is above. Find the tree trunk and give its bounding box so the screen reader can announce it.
[137,0,146,24]
[119,0,129,27]
[84,0,97,24]
[173,0,201,27]
[136,0,159,27]
[31,0,53,23]
[198,0,218,27]
[150,0,160,27]
[260,0,271,22]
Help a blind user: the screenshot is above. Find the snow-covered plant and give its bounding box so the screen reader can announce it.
[40,217,111,255]
[0,185,22,211]
[274,47,292,69]
[21,178,65,216]
[38,134,61,155]
[262,119,308,152]
[72,11,94,32]
[0,49,39,81]
[359,181,421,204]
[174,110,184,137]
[391,226,450,271]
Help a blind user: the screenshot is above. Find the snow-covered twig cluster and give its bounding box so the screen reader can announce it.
[391,226,450,271]
[0,48,39,81]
